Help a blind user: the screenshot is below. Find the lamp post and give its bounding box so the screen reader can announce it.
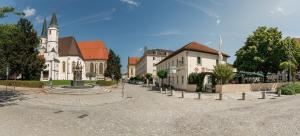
[6,66,9,92]
[289,44,292,83]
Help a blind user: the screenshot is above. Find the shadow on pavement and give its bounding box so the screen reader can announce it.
[0,90,22,107]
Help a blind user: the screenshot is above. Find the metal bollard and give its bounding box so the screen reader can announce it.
[219,93,223,100]
[198,92,201,99]
[262,91,266,99]
[278,89,281,97]
[242,92,246,100]
[160,87,162,93]
[182,91,185,98]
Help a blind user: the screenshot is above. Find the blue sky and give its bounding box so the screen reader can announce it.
[1,0,300,73]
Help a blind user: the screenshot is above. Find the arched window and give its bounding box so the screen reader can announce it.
[62,61,66,73]
[72,61,76,73]
[99,63,104,74]
[90,63,94,73]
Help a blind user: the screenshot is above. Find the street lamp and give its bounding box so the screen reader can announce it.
[289,44,292,83]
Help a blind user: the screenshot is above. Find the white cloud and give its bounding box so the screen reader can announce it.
[176,0,221,26]
[120,0,139,7]
[23,7,36,17]
[35,16,43,23]
[216,18,221,25]
[270,6,290,16]
[61,8,116,27]
[148,30,184,37]
[137,47,143,52]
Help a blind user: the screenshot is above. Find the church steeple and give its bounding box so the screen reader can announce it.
[49,13,58,28]
[41,17,47,38]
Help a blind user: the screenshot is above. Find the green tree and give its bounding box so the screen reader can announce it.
[234,26,285,82]
[0,6,24,18]
[213,64,235,84]
[0,18,44,80]
[0,24,19,78]
[157,69,168,87]
[104,49,122,82]
[279,61,297,82]
[145,73,152,80]
[188,72,198,84]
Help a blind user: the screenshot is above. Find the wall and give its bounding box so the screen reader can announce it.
[85,60,106,80]
[58,56,86,80]
[128,65,136,78]
[216,82,289,93]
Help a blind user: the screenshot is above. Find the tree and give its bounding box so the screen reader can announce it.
[104,49,122,82]
[145,73,152,86]
[279,61,297,82]
[213,64,235,85]
[0,24,19,78]
[0,18,44,80]
[234,26,290,82]
[16,18,45,80]
[0,6,24,18]
[157,70,168,87]
[188,72,198,84]
[145,73,152,80]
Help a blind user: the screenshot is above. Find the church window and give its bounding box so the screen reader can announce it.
[99,63,104,74]
[72,61,76,73]
[62,61,66,73]
[90,63,94,73]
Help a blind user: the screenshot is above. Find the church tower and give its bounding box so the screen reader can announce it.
[44,13,60,80]
[39,17,47,56]
[47,13,59,57]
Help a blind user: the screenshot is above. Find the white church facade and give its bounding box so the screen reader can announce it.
[39,13,108,81]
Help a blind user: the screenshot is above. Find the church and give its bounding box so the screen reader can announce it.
[38,13,109,81]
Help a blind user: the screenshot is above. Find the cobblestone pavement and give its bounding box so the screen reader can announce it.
[0,84,300,136]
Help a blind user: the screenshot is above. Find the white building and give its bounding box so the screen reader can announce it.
[156,42,230,90]
[39,13,108,81]
[135,47,173,78]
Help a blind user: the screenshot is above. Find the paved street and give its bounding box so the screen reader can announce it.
[0,84,300,136]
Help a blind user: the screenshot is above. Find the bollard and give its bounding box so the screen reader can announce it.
[219,93,223,100]
[171,89,174,96]
[262,91,266,99]
[182,91,185,98]
[160,87,162,93]
[278,89,281,97]
[242,92,246,100]
[165,88,168,94]
[198,92,201,99]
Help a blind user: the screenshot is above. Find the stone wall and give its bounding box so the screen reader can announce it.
[216,82,290,93]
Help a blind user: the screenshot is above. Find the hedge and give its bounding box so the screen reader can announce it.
[278,83,300,95]
[96,80,116,86]
[0,80,44,88]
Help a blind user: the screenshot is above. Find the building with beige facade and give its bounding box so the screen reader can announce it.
[135,48,173,78]
[156,42,230,90]
[127,57,140,78]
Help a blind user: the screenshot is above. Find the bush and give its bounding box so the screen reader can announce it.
[96,80,116,86]
[0,80,44,88]
[188,73,198,84]
[278,84,300,95]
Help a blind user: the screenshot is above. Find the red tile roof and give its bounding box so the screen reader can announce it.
[78,40,108,60]
[157,42,230,65]
[128,57,140,65]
